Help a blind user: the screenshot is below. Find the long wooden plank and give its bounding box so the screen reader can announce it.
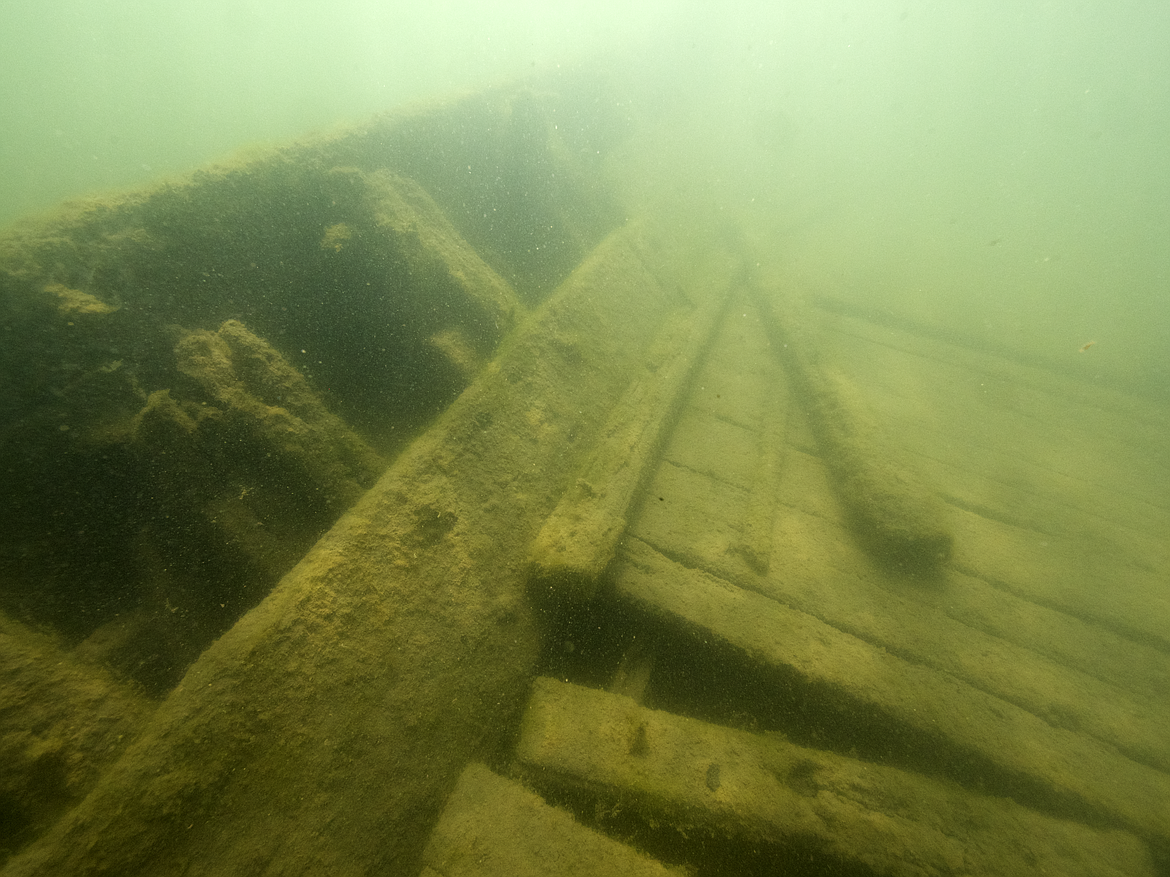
[684,304,775,431]
[768,500,1170,773]
[754,418,1170,703]
[951,504,1170,652]
[611,536,1170,849]
[528,285,730,608]
[778,444,1170,693]
[516,677,1155,877]
[655,294,1170,688]
[660,300,790,573]
[783,303,1170,653]
[0,222,703,877]
[527,284,732,603]
[635,451,1170,773]
[774,424,1170,657]
[631,287,1170,843]
[914,450,1170,586]
[767,442,1170,701]
[764,303,1170,647]
[813,302,1170,509]
[693,293,1170,660]
[665,408,760,491]
[817,309,1170,543]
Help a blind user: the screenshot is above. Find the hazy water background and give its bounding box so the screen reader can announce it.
[2,0,1167,396]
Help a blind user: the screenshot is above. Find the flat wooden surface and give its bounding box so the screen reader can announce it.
[610,293,1170,854]
[516,677,1156,877]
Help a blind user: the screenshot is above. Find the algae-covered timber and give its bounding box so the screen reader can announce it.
[751,285,954,573]
[0,80,619,696]
[0,219,739,877]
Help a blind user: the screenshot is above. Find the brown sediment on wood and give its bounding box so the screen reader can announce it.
[751,286,953,573]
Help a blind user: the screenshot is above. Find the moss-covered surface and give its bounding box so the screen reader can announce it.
[516,676,1156,877]
[751,287,953,573]
[421,764,681,877]
[0,220,731,876]
[527,290,731,605]
[0,79,623,694]
[0,613,150,861]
